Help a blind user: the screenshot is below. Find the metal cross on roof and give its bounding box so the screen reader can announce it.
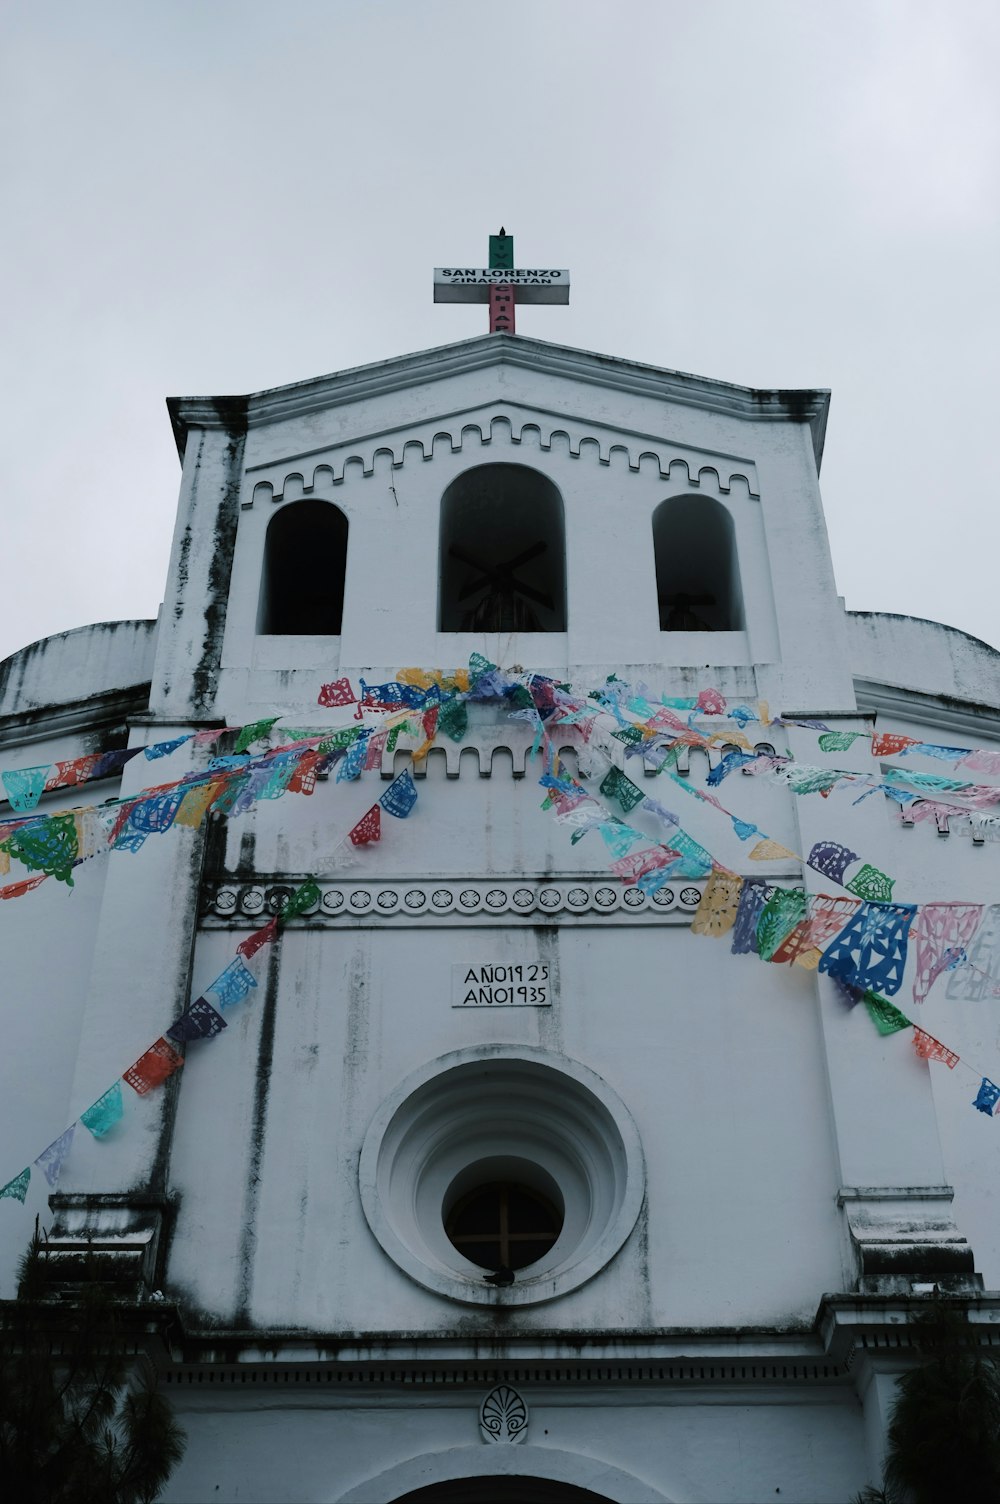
[434,229,570,333]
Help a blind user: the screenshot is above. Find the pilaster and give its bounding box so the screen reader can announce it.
[786,721,982,1291]
[45,733,210,1294]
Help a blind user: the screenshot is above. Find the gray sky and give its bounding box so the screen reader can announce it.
[3,0,998,664]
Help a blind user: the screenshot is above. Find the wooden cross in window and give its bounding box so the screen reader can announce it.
[450,540,553,631]
[659,589,718,631]
[446,1182,562,1272]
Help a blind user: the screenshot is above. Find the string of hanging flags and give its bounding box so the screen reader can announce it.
[2,660,999,1003]
[1,656,999,1204]
[1,661,997,951]
[0,768,420,1205]
[2,672,997,875]
[505,669,1000,1118]
[3,668,999,822]
[0,708,438,894]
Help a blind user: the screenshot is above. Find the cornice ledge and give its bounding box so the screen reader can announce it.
[0,684,151,752]
[837,1186,955,1205]
[161,1324,834,1367]
[854,677,1000,741]
[817,1289,1000,1367]
[168,335,831,467]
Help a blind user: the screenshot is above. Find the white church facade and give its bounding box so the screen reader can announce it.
[2,325,1000,1502]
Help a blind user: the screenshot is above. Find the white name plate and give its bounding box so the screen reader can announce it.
[434,269,570,305]
[453,961,551,1008]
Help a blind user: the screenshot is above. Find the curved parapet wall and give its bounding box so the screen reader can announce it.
[0,619,157,722]
[848,610,1000,711]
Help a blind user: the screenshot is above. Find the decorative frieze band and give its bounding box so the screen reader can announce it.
[244,410,760,507]
[162,1355,844,1389]
[201,877,707,926]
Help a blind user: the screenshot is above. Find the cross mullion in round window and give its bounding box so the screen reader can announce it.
[446,1182,562,1271]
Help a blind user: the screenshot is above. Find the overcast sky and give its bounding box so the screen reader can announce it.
[2,0,998,665]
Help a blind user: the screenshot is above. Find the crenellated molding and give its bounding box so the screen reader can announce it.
[243,730,780,782]
[242,409,760,509]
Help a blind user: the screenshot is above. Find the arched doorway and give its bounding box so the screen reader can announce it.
[335,1445,673,1503]
[393,1479,613,1502]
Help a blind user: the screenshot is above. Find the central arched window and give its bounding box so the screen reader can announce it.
[257,500,348,635]
[446,1181,563,1271]
[439,464,566,632]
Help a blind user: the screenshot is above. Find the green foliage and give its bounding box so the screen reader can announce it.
[0,1223,185,1504]
[853,1301,1000,1504]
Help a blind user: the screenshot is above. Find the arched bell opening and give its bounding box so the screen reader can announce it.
[257,500,348,635]
[439,464,566,632]
[653,495,744,632]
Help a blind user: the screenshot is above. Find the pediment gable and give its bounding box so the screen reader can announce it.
[167,333,830,473]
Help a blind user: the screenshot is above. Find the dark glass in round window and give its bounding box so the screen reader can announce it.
[445,1181,563,1271]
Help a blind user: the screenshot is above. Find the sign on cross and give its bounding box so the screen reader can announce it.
[434,229,570,333]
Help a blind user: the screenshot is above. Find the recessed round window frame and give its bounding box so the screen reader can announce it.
[358,1046,646,1307]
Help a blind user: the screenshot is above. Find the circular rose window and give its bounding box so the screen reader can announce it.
[446,1174,563,1273]
[358,1046,645,1306]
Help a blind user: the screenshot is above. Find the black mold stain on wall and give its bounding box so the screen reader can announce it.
[236,830,257,880]
[235,935,281,1324]
[174,525,192,622]
[201,811,229,880]
[533,924,563,1055]
[192,401,247,715]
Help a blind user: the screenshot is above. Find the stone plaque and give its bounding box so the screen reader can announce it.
[452,961,551,1008]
